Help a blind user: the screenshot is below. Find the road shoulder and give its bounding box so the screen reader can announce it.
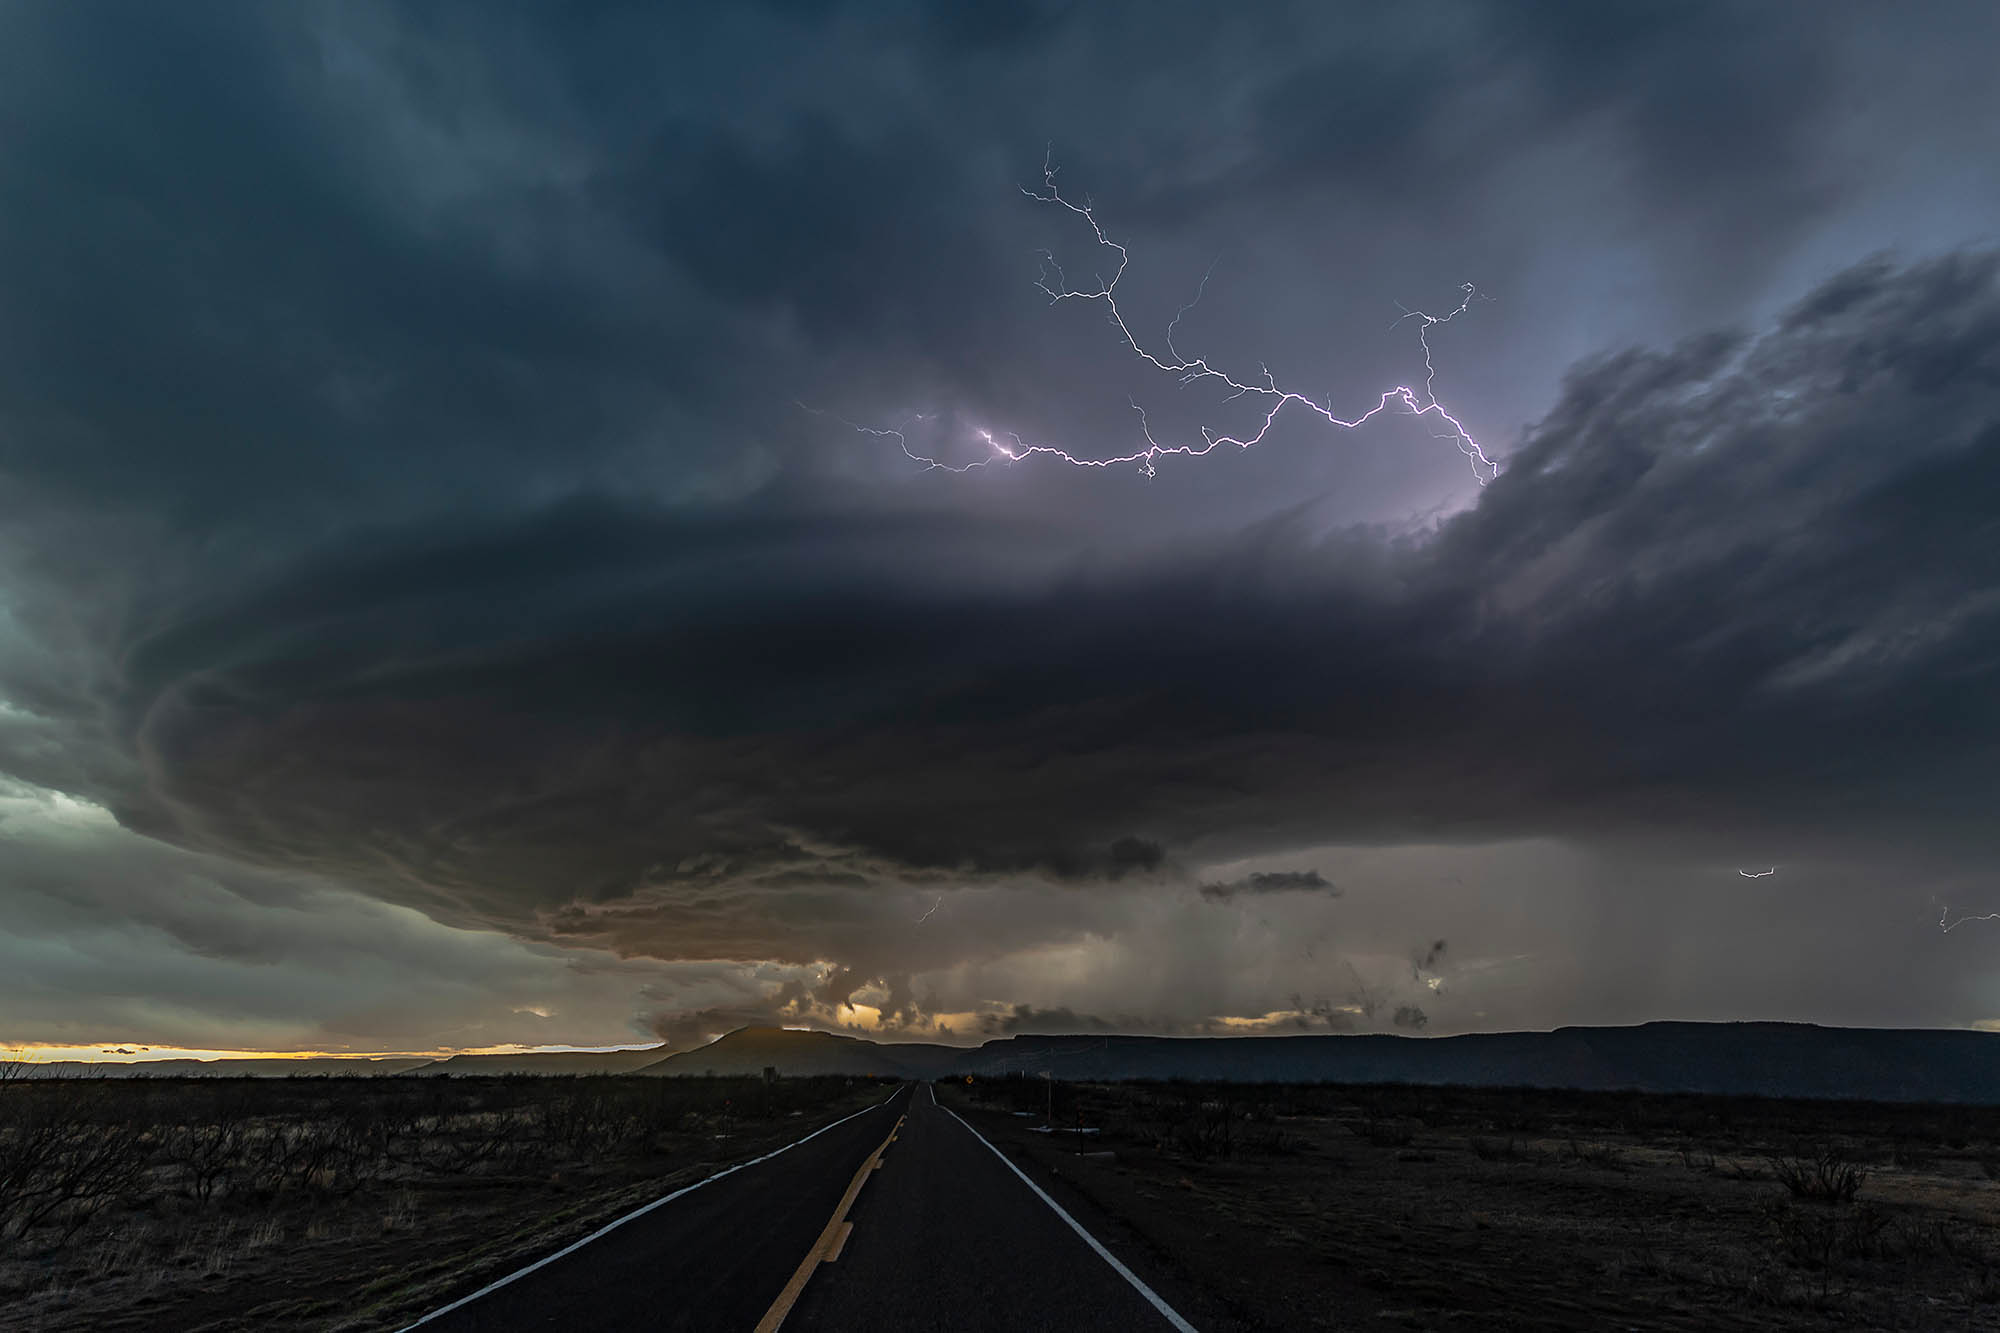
[932,1085,1259,1332]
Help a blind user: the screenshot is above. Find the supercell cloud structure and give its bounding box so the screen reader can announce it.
[0,1,1997,1052]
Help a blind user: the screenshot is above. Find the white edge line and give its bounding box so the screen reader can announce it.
[930,1084,1199,1333]
[398,1087,901,1330]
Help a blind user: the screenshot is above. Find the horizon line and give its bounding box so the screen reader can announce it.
[13,1015,2000,1066]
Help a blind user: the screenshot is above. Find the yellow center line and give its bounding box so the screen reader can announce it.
[753,1109,905,1333]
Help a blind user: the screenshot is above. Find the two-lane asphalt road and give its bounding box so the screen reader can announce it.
[402,1083,1196,1332]
[784,1085,1190,1332]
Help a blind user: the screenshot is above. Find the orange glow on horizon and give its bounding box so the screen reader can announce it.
[4,1041,663,1065]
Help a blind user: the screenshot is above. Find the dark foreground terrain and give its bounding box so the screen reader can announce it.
[0,1069,881,1330]
[944,1077,2000,1330]
[12,1067,2000,1330]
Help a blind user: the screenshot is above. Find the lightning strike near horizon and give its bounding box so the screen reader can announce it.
[1738,867,1777,878]
[839,153,1499,483]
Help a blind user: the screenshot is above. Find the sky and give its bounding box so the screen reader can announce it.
[3,0,2000,1058]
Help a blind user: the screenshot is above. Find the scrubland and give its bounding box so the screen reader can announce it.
[17,1063,2000,1330]
[949,1076,2000,1330]
[0,1067,878,1330]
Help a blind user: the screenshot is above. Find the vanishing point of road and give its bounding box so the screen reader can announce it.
[402,1083,1202,1332]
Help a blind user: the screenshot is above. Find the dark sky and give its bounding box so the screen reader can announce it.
[3,0,1999,1056]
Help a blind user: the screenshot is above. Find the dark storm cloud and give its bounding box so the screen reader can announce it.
[639,967,930,1049]
[643,1003,797,1055]
[0,781,687,1052]
[0,1,1997,1040]
[1284,996,1359,1034]
[5,1,1974,540]
[1218,0,1836,222]
[983,1005,1118,1038]
[1200,870,1337,901]
[60,247,1999,970]
[818,966,868,1012]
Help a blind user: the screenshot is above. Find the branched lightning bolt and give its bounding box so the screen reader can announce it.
[1939,906,2000,933]
[1738,867,1777,879]
[835,151,1499,483]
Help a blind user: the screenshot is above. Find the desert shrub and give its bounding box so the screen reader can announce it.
[1960,1262,2000,1306]
[532,1092,625,1157]
[1566,1137,1627,1170]
[1084,1087,1237,1161]
[1770,1148,1867,1203]
[1887,1213,1967,1262]
[164,1094,252,1205]
[253,1118,352,1194]
[1891,1143,1938,1172]
[1358,1117,1415,1149]
[0,1067,869,1293]
[1770,1202,1891,1268]
[385,1112,519,1177]
[964,1072,1069,1119]
[165,1121,242,1205]
[0,1078,150,1243]
[1170,1099,1234,1160]
[1241,1121,1297,1155]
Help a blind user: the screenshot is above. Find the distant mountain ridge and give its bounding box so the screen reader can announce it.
[21,1022,2000,1103]
[417,1048,666,1077]
[640,1026,962,1080]
[635,1021,2000,1105]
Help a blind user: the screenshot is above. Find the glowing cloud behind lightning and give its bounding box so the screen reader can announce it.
[838,152,1499,483]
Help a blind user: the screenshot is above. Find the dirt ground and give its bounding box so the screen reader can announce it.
[943,1079,2000,1331]
[0,1074,883,1331]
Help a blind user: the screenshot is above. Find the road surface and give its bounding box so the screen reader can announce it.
[403,1083,1197,1332]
